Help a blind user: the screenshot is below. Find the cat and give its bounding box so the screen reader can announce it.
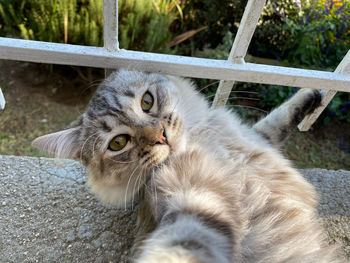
[32,69,321,208]
[32,69,340,261]
[136,144,340,262]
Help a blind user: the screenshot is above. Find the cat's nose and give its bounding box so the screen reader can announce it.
[156,129,167,145]
[142,125,167,145]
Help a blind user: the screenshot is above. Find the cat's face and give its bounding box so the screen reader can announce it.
[32,70,187,206]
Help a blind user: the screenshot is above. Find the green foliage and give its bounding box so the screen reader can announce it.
[197,31,296,110]
[326,93,350,123]
[199,0,350,122]
[0,0,180,52]
[196,31,234,60]
[177,0,247,52]
[118,0,179,52]
[250,0,302,58]
[282,0,350,122]
[283,0,350,70]
[0,0,104,46]
[257,85,296,109]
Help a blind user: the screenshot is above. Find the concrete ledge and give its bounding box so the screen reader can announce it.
[0,156,137,263]
[0,155,349,262]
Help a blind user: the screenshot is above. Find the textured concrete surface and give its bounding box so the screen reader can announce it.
[302,169,350,259]
[0,155,349,262]
[0,155,137,263]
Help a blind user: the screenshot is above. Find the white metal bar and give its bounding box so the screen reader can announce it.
[103,0,119,51]
[0,87,5,110]
[228,0,266,61]
[0,38,350,92]
[212,0,266,107]
[298,50,350,131]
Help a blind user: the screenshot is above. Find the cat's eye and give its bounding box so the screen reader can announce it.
[141,91,154,112]
[108,134,130,151]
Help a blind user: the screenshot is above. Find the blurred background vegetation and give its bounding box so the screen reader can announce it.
[0,0,349,168]
[0,0,349,120]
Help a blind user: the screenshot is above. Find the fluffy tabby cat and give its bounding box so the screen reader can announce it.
[32,70,340,262]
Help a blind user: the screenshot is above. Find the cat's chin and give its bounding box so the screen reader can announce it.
[87,178,139,208]
[87,170,144,208]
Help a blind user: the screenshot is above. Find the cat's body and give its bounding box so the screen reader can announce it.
[137,145,337,262]
[32,70,340,262]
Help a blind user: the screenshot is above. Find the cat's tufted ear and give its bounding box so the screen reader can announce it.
[32,127,81,160]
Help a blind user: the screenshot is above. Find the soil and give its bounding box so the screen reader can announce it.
[0,61,349,170]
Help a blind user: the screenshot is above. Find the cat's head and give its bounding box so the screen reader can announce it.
[32,70,190,207]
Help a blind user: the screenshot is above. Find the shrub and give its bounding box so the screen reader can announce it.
[0,0,104,46]
[282,0,350,122]
[283,0,350,70]
[250,0,302,59]
[176,0,247,53]
[0,0,180,52]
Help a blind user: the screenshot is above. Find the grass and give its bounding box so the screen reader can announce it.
[283,122,350,170]
[0,61,87,157]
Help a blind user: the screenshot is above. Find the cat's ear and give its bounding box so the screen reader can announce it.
[32,127,81,160]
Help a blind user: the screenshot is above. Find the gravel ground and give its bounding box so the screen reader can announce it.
[0,155,349,262]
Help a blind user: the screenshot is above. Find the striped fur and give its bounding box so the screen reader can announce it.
[31,69,339,261]
[32,70,321,207]
[137,146,340,262]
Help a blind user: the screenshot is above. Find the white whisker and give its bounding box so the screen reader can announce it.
[196,80,221,93]
[131,168,145,210]
[152,169,158,209]
[124,163,141,211]
[231,104,268,114]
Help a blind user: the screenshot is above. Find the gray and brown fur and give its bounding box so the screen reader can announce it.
[253,88,322,147]
[137,146,340,262]
[32,70,339,262]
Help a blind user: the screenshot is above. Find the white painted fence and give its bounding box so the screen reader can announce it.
[0,0,349,130]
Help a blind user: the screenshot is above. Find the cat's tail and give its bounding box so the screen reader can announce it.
[135,213,233,263]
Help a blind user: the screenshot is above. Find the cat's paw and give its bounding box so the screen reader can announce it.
[292,89,322,124]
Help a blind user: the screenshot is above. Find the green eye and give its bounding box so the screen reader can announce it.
[141,91,154,112]
[108,134,129,151]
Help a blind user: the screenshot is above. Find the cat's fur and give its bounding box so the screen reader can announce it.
[32,70,340,262]
[136,145,339,262]
[32,70,320,207]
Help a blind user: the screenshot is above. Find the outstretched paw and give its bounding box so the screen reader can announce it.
[292,89,322,124]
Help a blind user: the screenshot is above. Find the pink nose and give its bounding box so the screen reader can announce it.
[142,125,167,145]
[156,129,167,144]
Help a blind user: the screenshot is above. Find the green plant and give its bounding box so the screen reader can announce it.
[0,0,181,52]
[196,31,296,109]
[282,0,350,70]
[118,0,180,53]
[250,0,303,59]
[0,0,104,46]
[176,0,247,54]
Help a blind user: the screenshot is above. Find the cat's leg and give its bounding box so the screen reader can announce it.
[253,88,321,147]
